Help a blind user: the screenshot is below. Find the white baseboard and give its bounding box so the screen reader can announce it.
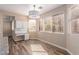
[29,38,38,40]
[38,39,72,55]
[65,49,73,55]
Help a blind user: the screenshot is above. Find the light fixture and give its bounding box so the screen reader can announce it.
[29,5,40,19]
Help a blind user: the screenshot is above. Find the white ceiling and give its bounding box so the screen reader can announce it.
[0,4,63,15]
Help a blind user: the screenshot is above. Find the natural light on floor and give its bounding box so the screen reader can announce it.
[30,44,48,55]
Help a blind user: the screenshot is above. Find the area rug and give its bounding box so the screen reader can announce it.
[30,44,48,55]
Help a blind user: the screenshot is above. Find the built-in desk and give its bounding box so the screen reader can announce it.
[12,31,29,41]
[12,20,29,41]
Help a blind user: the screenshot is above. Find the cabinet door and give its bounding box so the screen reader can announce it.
[0,15,3,54]
[0,17,3,33]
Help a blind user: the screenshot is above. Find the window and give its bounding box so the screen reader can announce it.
[44,17,52,31]
[29,20,36,32]
[71,5,79,33]
[39,18,44,31]
[52,14,64,33]
[39,14,64,33]
[71,19,79,33]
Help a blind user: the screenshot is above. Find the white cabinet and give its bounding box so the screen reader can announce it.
[25,34,29,40]
[12,20,29,41]
[3,37,9,54]
[0,16,9,55]
[0,16,4,54]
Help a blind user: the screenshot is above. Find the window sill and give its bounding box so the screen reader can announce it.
[39,31,64,34]
[70,33,79,35]
[53,32,64,34]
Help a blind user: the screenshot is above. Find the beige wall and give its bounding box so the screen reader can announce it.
[38,32,65,47]
[3,21,12,36]
[29,32,38,39]
[67,34,79,54]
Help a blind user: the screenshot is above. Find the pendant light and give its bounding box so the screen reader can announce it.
[29,5,40,19]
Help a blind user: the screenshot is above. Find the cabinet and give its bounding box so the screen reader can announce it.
[12,20,29,41]
[0,15,3,54]
[0,15,9,55]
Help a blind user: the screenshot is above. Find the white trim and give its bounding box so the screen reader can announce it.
[29,38,38,40]
[37,38,73,55]
[65,49,73,55]
[39,31,64,34]
[52,32,64,34]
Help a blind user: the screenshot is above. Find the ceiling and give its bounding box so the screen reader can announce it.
[0,4,63,16]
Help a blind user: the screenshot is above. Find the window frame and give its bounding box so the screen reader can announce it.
[39,13,64,34]
[39,18,44,32]
[29,19,36,32]
[70,5,79,34]
[44,16,53,32]
[52,13,64,34]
